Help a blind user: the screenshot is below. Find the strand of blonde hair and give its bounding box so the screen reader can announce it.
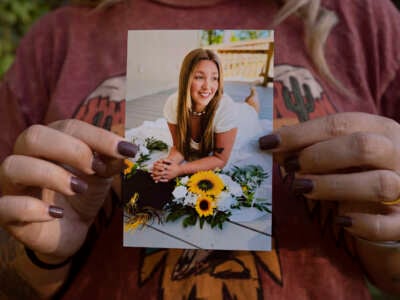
[274,0,349,94]
[80,0,347,93]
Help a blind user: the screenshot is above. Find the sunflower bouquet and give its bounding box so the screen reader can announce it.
[165,165,270,229]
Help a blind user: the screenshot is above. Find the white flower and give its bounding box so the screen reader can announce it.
[172,197,184,204]
[220,174,243,197]
[183,192,198,207]
[172,185,187,199]
[180,176,189,185]
[132,138,149,157]
[217,192,236,211]
[219,174,234,187]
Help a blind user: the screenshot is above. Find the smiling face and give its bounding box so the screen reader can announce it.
[189,60,219,112]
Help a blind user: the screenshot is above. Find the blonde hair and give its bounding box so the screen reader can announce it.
[176,48,224,160]
[81,0,343,91]
[274,0,346,92]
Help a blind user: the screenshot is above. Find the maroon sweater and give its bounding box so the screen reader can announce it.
[1,0,400,299]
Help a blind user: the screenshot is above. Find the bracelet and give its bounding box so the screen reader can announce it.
[25,247,72,270]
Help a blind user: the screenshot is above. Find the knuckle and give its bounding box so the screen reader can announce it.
[52,119,82,135]
[351,132,375,162]
[0,156,21,186]
[376,171,399,202]
[72,141,92,163]
[1,155,17,177]
[21,124,45,151]
[59,119,79,135]
[19,200,33,223]
[324,114,351,137]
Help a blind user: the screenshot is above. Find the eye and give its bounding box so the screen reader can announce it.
[212,76,219,81]
[194,76,204,80]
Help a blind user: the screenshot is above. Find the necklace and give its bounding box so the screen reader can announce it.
[190,110,206,117]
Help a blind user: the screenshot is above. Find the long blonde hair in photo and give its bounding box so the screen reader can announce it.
[176,48,224,160]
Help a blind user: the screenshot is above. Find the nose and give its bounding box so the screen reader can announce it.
[202,78,211,89]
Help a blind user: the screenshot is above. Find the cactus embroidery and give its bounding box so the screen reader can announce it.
[282,76,315,122]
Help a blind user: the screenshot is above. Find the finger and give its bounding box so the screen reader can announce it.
[261,113,400,152]
[0,195,63,224]
[15,123,138,175]
[1,155,88,196]
[152,164,165,173]
[151,173,162,180]
[162,159,172,165]
[293,170,400,203]
[340,211,400,241]
[50,119,138,158]
[14,124,99,174]
[288,132,397,173]
[95,155,125,178]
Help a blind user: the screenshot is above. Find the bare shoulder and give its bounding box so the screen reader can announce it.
[0,228,38,300]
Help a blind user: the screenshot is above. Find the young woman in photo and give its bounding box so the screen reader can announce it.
[151,48,262,182]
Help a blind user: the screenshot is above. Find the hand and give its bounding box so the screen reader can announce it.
[0,119,138,262]
[259,112,400,242]
[151,158,181,182]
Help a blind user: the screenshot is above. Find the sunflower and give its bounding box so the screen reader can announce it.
[187,170,225,196]
[195,195,215,217]
[124,159,135,175]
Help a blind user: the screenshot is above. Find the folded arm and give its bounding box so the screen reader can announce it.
[152,123,237,182]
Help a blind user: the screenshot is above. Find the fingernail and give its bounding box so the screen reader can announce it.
[259,134,281,150]
[292,178,314,194]
[334,216,353,227]
[92,155,107,174]
[49,205,64,218]
[284,156,300,173]
[70,177,88,194]
[117,141,139,157]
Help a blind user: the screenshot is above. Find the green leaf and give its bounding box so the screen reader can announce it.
[182,214,197,227]
[199,217,205,229]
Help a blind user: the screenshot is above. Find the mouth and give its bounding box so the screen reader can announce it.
[199,91,213,98]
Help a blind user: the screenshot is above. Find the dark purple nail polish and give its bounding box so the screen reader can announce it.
[92,156,107,174]
[117,141,139,157]
[259,134,280,150]
[292,178,314,194]
[334,216,353,227]
[284,157,300,173]
[49,206,64,218]
[70,177,88,194]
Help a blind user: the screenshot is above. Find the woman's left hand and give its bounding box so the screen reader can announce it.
[259,112,400,242]
[151,158,181,182]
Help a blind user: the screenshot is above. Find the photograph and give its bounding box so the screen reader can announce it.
[122,29,274,251]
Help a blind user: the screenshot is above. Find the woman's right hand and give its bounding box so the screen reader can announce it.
[0,119,138,263]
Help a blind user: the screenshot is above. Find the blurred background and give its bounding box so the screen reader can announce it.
[1,0,400,79]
